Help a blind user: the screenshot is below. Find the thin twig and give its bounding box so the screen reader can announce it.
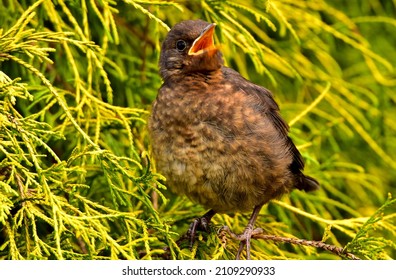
[76,237,88,254]
[220,226,361,260]
[14,172,26,201]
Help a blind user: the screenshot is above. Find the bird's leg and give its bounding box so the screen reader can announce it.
[186,209,216,250]
[234,204,264,260]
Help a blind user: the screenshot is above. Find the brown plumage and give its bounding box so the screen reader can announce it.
[149,20,319,259]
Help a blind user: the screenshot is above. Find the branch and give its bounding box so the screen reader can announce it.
[220,226,361,260]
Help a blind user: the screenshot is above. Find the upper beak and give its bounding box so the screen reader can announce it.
[188,23,217,56]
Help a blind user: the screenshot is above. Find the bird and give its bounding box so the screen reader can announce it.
[149,19,319,259]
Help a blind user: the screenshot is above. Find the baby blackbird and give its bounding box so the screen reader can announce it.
[149,20,319,259]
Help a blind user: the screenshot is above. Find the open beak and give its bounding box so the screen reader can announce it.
[188,23,217,56]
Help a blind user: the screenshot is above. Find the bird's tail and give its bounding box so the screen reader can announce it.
[296,175,319,192]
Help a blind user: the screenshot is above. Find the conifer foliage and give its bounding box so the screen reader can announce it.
[0,0,395,259]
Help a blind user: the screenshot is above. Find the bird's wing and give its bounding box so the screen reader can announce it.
[222,67,305,172]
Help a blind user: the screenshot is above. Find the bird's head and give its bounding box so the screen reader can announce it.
[159,20,223,80]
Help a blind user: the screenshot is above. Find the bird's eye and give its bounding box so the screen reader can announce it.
[176,40,187,51]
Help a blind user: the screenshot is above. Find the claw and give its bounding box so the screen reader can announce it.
[221,204,264,260]
[235,224,256,259]
[185,209,216,249]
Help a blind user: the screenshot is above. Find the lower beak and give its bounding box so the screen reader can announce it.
[188,23,217,56]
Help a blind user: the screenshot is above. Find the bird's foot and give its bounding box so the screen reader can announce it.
[220,225,264,260]
[186,215,211,249]
[176,209,216,250]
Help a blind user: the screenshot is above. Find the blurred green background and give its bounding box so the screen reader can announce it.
[0,0,395,260]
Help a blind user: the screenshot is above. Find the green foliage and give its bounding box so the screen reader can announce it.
[0,0,395,260]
